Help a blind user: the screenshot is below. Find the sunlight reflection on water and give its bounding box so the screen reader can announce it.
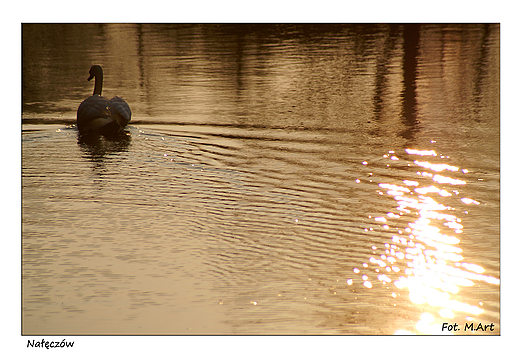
[349,148,500,335]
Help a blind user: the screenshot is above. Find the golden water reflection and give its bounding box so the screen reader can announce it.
[351,148,499,335]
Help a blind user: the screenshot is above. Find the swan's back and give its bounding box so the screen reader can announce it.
[77,95,132,134]
[109,96,132,127]
[77,95,110,130]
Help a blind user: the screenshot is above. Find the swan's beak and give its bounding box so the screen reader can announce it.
[87,74,94,81]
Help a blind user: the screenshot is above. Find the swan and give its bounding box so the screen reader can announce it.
[77,65,131,135]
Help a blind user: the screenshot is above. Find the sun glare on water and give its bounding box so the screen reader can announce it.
[351,148,499,335]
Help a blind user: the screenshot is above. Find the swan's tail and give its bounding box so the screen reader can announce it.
[80,117,117,133]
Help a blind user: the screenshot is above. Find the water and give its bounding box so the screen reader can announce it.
[22,24,499,335]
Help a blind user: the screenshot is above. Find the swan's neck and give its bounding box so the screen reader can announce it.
[93,73,103,96]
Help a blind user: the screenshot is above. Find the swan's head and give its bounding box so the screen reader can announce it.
[87,65,103,81]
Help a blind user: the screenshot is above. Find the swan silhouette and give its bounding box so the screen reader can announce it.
[77,65,132,135]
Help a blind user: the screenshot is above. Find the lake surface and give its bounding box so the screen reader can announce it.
[22,23,500,335]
